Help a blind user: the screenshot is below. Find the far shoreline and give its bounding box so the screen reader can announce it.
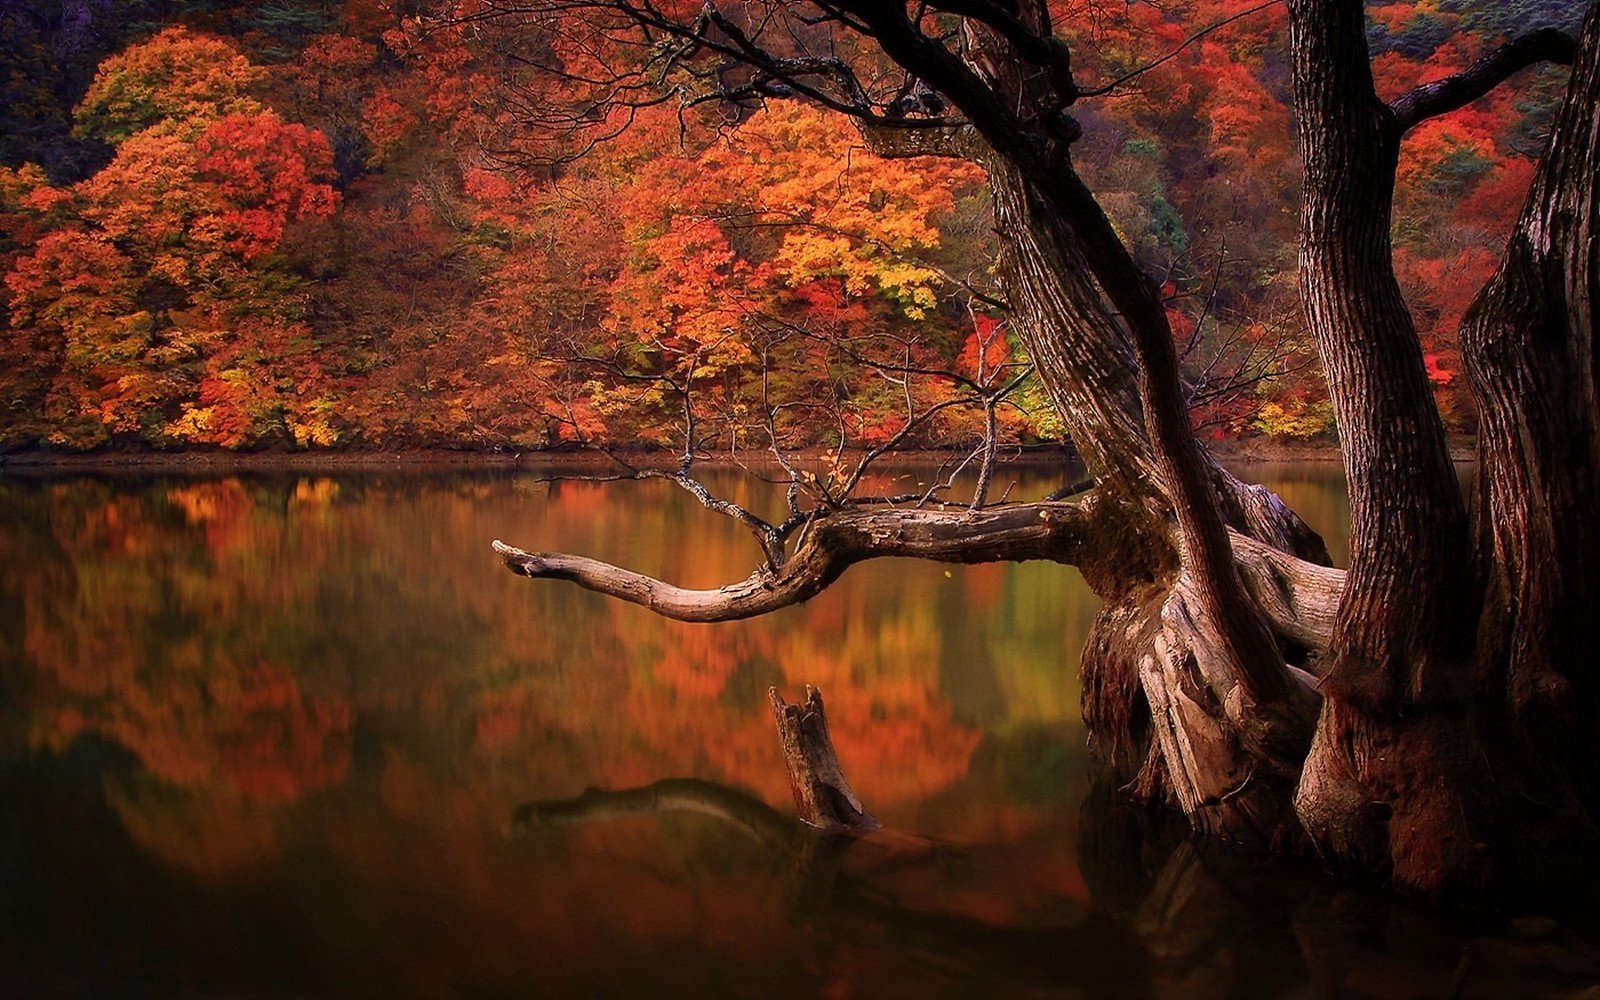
[0,437,1472,475]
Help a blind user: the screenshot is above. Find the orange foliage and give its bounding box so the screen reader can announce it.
[0,1,1577,448]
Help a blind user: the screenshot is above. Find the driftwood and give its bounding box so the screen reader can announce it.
[769,686,880,835]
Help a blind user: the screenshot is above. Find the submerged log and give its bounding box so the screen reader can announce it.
[769,686,881,835]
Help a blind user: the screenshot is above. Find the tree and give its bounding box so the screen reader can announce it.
[6,29,343,449]
[470,0,1600,897]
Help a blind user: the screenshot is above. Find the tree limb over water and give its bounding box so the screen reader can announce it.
[494,494,1343,651]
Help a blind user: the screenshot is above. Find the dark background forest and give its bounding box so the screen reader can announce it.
[0,0,1585,452]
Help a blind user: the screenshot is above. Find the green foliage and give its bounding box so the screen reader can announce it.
[73,28,266,144]
[249,2,338,60]
[1423,145,1494,194]
[1380,13,1455,59]
[1147,194,1190,258]
[1436,0,1588,38]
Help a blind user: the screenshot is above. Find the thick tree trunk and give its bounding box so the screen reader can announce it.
[1461,5,1600,811]
[1288,0,1599,894]
[863,66,1332,841]
[966,48,1324,840]
[1288,0,1477,701]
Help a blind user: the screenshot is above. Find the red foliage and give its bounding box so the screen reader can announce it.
[0,0,1570,448]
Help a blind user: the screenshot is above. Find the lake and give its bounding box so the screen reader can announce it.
[2,461,1594,998]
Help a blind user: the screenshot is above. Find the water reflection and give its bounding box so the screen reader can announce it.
[1,463,1590,998]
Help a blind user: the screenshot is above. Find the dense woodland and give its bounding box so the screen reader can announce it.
[0,0,1583,452]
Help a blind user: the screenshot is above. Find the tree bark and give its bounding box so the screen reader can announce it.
[1289,0,1599,894]
[1461,5,1600,810]
[769,686,881,834]
[1288,0,1476,706]
[951,12,1322,843]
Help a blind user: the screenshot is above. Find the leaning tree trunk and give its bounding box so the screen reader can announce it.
[854,117,1338,834]
[920,6,1329,844]
[1461,4,1600,824]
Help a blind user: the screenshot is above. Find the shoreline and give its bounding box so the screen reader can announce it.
[0,438,1471,475]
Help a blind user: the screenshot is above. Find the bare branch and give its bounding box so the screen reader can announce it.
[495,494,1346,649]
[1077,0,1285,99]
[494,497,1105,621]
[1390,27,1579,136]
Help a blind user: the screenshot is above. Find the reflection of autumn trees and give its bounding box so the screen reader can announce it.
[2,470,1098,876]
[13,471,1558,995]
[0,465,1338,886]
[6,481,353,872]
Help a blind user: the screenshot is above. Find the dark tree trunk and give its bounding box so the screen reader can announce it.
[1286,0,1487,894]
[1287,0,1477,702]
[1288,0,1600,894]
[1461,5,1600,813]
[896,4,1324,841]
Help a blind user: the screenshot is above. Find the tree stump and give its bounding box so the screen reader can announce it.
[769,686,880,835]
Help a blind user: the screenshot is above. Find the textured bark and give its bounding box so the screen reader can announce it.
[770,686,881,834]
[1288,0,1599,895]
[984,156,1156,503]
[1461,5,1600,805]
[985,125,1323,848]
[1286,0,1485,894]
[1289,0,1476,708]
[503,0,1337,854]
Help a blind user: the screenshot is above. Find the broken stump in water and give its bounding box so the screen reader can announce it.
[769,685,880,835]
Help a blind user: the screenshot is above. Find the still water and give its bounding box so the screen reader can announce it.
[0,462,1593,998]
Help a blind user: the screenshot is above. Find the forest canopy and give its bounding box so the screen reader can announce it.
[0,0,1585,451]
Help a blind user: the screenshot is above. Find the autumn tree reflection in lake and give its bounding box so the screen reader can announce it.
[4,465,1592,997]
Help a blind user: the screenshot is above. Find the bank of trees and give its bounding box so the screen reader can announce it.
[0,0,1575,451]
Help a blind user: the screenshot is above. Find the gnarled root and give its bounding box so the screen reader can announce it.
[1138,576,1320,847]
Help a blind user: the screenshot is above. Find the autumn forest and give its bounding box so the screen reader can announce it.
[8,0,1600,991]
[0,0,1583,453]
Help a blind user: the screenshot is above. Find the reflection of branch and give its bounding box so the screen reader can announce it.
[508,775,1147,991]
[512,777,800,853]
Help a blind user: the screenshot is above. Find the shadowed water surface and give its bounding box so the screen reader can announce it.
[1,462,1594,998]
